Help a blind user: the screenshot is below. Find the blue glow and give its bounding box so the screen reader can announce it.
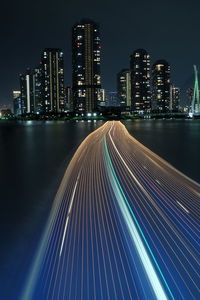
[104,136,174,300]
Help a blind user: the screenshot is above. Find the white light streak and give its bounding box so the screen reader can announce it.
[176,201,190,214]
[106,124,169,300]
[59,173,80,257]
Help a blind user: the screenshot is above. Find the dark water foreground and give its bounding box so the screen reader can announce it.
[0,119,199,299]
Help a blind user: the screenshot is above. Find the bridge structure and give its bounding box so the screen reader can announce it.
[190,65,200,116]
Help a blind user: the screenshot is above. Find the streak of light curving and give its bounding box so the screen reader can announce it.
[22,121,200,300]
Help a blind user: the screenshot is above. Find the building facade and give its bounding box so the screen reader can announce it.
[117,69,131,108]
[41,48,65,113]
[20,68,35,114]
[98,88,106,107]
[65,86,73,112]
[72,19,101,114]
[186,88,194,112]
[13,91,22,115]
[152,60,171,112]
[105,91,120,107]
[20,67,44,114]
[33,65,43,114]
[170,85,180,112]
[130,49,151,113]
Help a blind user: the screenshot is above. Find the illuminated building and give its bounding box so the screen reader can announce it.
[98,88,106,107]
[106,91,120,107]
[170,85,180,112]
[186,88,194,112]
[130,49,151,113]
[13,91,21,99]
[41,48,65,113]
[72,19,101,114]
[13,91,22,115]
[65,86,73,111]
[117,69,131,107]
[20,68,34,114]
[33,65,43,114]
[152,60,171,112]
[20,66,44,114]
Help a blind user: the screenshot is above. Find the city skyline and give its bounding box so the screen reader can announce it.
[12,43,181,115]
[1,0,200,106]
[12,21,185,115]
[7,36,200,116]
[1,1,200,298]
[9,36,197,111]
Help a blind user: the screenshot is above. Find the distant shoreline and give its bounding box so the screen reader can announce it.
[1,114,199,121]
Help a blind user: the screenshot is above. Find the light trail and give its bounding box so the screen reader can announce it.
[176,201,190,214]
[107,122,200,294]
[21,121,200,300]
[104,130,172,300]
[59,173,80,257]
[155,179,161,185]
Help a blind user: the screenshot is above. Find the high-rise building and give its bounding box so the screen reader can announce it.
[13,91,22,115]
[65,86,73,112]
[98,88,106,107]
[130,49,151,113]
[20,67,44,114]
[106,91,120,107]
[72,19,101,114]
[186,88,194,112]
[41,48,65,113]
[20,68,34,114]
[152,60,171,112]
[33,65,43,114]
[117,69,131,107]
[170,85,180,112]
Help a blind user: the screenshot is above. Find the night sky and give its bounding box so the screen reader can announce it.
[1,0,199,106]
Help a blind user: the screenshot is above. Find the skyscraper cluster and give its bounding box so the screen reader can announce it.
[13,20,180,117]
[117,49,180,113]
[14,49,65,116]
[14,19,102,116]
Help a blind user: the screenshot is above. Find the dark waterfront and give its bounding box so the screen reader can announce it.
[0,119,199,299]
